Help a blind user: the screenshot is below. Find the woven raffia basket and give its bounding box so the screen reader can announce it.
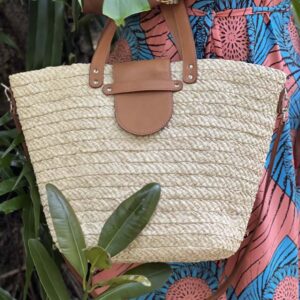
[9,59,286,262]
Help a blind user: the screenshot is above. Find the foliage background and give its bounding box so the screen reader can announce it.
[0,1,107,298]
[0,0,299,299]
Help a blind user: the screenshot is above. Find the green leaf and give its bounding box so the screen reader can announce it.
[46,184,87,278]
[12,161,31,190]
[102,0,151,26]
[83,246,112,271]
[26,0,65,70]
[28,239,70,300]
[0,155,14,180]
[91,275,150,292]
[0,129,18,139]
[24,166,41,237]
[0,194,29,214]
[97,263,171,300]
[22,202,36,300]
[76,0,83,8]
[0,176,27,197]
[0,32,18,50]
[0,288,16,300]
[0,112,12,126]
[0,155,13,170]
[72,0,82,32]
[1,133,24,158]
[293,0,300,26]
[46,1,65,66]
[98,183,161,257]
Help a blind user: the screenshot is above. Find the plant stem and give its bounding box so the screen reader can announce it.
[83,265,94,300]
[82,290,89,300]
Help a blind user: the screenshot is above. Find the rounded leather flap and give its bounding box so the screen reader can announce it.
[115,91,173,136]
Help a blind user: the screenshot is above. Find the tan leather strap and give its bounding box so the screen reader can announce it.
[102,79,182,95]
[160,5,181,57]
[207,90,287,300]
[89,20,117,88]
[89,1,197,88]
[161,2,198,83]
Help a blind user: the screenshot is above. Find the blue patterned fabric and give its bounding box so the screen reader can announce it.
[108,0,300,298]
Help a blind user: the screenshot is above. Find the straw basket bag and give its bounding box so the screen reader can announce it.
[9,1,287,263]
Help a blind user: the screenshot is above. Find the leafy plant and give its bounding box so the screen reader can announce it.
[28,183,171,299]
[0,1,107,298]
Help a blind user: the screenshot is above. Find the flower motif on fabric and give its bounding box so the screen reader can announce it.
[238,236,298,299]
[215,16,249,61]
[166,277,226,300]
[135,262,226,300]
[273,277,298,300]
[288,18,300,55]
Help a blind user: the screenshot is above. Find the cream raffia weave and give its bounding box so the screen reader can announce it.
[9,59,286,262]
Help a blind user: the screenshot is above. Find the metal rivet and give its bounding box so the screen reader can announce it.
[174,82,180,88]
[107,87,112,92]
[93,80,99,85]
[188,74,193,80]
[189,64,194,69]
[93,68,99,74]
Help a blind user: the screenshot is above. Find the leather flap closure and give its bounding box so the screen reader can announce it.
[102,79,183,95]
[110,59,177,136]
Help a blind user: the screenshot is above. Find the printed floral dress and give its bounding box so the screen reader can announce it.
[106,0,300,298]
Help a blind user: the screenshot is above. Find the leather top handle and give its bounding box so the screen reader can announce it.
[160,1,197,83]
[89,1,198,88]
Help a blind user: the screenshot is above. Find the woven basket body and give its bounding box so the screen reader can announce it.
[9,59,286,262]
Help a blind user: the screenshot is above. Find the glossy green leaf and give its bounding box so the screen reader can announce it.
[0,194,29,214]
[97,263,171,300]
[98,183,161,257]
[83,246,112,270]
[0,32,18,50]
[28,239,70,300]
[91,275,150,292]
[46,184,87,278]
[0,288,16,300]
[102,0,150,26]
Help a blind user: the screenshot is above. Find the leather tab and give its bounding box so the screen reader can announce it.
[112,59,174,136]
[102,79,182,95]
